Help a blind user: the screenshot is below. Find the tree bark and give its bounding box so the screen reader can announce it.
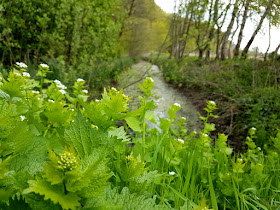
[234,0,250,57]
[241,0,274,59]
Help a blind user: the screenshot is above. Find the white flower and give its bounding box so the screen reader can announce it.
[177,138,184,144]
[15,73,22,77]
[37,97,40,100]
[20,115,26,121]
[48,99,55,103]
[251,127,256,131]
[169,171,175,175]
[71,108,74,111]
[174,103,181,108]
[82,89,88,94]
[77,78,84,82]
[146,77,154,82]
[40,63,49,68]
[58,84,67,90]
[32,90,40,94]
[72,120,74,122]
[59,89,66,95]
[22,72,30,77]
[95,99,100,102]
[202,133,208,137]
[181,117,186,120]
[209,101,216,105]
[16,62,28,68]
[54,79,61,85]
[258,147,261,151]
[111,87,117,91]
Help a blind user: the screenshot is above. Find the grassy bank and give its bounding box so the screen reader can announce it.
[150,54,280,148]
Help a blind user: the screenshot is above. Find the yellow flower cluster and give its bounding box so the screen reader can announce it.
[57,151,78,172]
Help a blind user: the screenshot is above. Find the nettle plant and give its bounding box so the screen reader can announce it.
[0,62,280,209]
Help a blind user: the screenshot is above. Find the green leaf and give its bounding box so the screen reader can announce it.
[108,126,130,142]
[125,116,142,132]
[145,111,157,124]
[9,136,47,175]
[0,89,10,100]
[0,196,32,210]
[85,187,169,210]
[65,112,95,158]
[23,178,80,210]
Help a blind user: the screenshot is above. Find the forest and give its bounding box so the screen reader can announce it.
[0,0,280,209]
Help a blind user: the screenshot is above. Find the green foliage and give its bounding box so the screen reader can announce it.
[85,186,169,210]
[1,62,280,209]
[159,57,280,146]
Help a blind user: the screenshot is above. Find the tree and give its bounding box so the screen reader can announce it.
[220,0,239,60]
[234,0,251,57]
[241,0,274,59]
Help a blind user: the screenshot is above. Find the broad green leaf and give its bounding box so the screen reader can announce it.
[23,178,80,210]
[64,112,95,158]
[125,116,142,132]
[0,89,10,100]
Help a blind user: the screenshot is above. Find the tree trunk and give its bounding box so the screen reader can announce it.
[206,0,218,60]
[228,15,240,59]
[264,21,271,61]
[199,49,203,58]
[215,28,221,59]
[220,0,239,60]
[234,0,250,57]
[241,0,274,59]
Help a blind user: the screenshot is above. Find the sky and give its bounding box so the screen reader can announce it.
[154,0,280,53]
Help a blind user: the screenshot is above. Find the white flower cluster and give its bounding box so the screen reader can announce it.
[54,80,67,90]
[174,103,181,108]
[20,115,26,121]
[111,87,117,91]
[77,78,84,82]
[209,100,216,105]
[59,89,66,95]
[48,99,55,103]
[22,72,30,77]
[82,89,88,94]
[146,77,154,82]
[177,138,184,144]
[32,90,40,94]
[251,127,256,131]
[95,99,100,102]
[16,62,28,68]
[15,73,22,77]
[57,151,78,171]
[54,79,67,94]
[169,171,175,175]
[40,63,49,68]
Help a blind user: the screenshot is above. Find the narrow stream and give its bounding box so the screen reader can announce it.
[117,61,202,132]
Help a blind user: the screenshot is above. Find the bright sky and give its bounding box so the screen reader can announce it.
[155,0,280,53]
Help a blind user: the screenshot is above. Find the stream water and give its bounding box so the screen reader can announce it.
[117,61,202,132]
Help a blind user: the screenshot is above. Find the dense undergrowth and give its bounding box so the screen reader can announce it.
[0,62,280,209]
[150,54,280,148]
